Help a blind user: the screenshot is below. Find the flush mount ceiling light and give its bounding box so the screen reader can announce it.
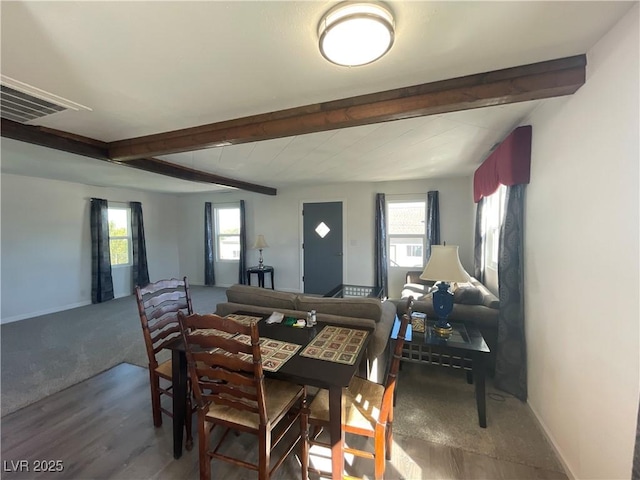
[318,2,395,67]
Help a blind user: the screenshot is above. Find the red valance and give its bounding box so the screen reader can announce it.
[473,125,532,202]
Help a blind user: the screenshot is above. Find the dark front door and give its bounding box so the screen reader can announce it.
[303,202,343,295]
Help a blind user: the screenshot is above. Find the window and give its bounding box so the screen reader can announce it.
[215,206,240,260]
[483,185,507,270]
[387,200,426,268]
[108,207,131,266]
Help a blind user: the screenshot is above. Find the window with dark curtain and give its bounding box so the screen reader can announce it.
[204,202,215,286]
[130,201,150,289]
[90,198,114,303]
[238,200,247,284]
[374,193,388,299]
[425,190,440,261]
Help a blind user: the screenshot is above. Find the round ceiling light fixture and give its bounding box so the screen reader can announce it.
[318,2,395,67]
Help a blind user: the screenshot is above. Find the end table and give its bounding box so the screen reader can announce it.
[247,265,274,289]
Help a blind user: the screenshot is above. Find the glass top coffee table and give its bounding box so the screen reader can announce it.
[324,284,383,299]
[390,317,490,427]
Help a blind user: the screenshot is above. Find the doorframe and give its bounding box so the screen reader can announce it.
[298,198,348,293]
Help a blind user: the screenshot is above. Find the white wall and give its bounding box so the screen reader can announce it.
[1,173,181,322]
[0,159,473,321]
[524,6,639,479]
[177,176,474,297]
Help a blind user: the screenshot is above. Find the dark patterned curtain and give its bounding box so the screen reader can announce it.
[130,202,150,289]
[238,200,247,284]
[374,193,388,299]
[90,198,114,304]
[426,191,440,261]
[204,202,215,286]
[473,197,487,283]
[494,184,527,401]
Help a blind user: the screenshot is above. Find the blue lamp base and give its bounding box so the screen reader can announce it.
[432,282,454,336]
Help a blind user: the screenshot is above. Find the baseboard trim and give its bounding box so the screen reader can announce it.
[1,300,92,324]
[528,401,576,479]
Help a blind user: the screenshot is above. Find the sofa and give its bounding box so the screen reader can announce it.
[400,271,500,373]
[214,284,398,383]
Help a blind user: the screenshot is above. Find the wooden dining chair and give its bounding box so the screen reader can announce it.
[135,277,194,448]
[301,298,413,480]
[177,312,306,480]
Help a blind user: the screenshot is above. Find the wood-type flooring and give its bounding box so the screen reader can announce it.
[1,363,568,480]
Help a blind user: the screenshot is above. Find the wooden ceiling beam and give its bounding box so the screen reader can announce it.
[1,118,110,160]
[108,54,586,161]
[0,119,277,195]
[125,158,277,195]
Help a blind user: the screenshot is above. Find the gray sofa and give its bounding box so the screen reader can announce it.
[400,271,500,372]
[215,284,397,383]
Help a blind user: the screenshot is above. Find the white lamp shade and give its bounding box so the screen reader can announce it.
[420,245,470,283]
[252,235,269,250]
[318,2,394,67]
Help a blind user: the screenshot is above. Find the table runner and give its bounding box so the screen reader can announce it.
[191,315,300,372]
[233,335,301,372]
[300,325,369,365]
[197,335,300,372]
[225,313,264,325]
[190,314,263,338]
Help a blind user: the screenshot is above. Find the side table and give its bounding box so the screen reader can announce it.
[390,317,490,427]
[247,265,274,289]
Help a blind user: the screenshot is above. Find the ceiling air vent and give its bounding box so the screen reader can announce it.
[0,75,91,124]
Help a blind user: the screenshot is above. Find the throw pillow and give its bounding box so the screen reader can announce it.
[453,286,484,305]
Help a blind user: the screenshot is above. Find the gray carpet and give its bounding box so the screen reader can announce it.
[0,285,228,416]
[394,362,564,473]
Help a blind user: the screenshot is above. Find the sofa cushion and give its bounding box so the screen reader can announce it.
[226,284,297,310]
[295,295,382,323]
[453,285,484,305]
[469,278,500,309]
[401,283,431,300]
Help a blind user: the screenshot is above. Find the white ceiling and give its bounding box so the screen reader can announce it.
[0,1,634,194]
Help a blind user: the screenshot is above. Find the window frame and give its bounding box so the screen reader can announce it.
[484,185,507,271]
[214,205,241,262]
[107,205,132,268]
[386,196,427,269]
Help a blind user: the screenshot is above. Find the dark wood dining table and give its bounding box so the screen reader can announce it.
[168,313,373,480]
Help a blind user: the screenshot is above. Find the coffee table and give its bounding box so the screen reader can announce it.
[390,317,490,427]
[324,283,383,298]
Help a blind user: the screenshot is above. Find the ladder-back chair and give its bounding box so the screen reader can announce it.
[178,312,306,480]
[301,298,413,480]
[135,277,194,448]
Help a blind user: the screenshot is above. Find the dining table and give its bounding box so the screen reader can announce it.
[168,312,373,480]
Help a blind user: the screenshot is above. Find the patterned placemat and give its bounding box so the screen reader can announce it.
[233,335,301,372]
[225,313,264,325]
[193,328,235,339]
[299,326,369,365]
[192,314,263,338]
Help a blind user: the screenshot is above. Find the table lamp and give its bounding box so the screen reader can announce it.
[419,245,470,336]
[252,235,269,269]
